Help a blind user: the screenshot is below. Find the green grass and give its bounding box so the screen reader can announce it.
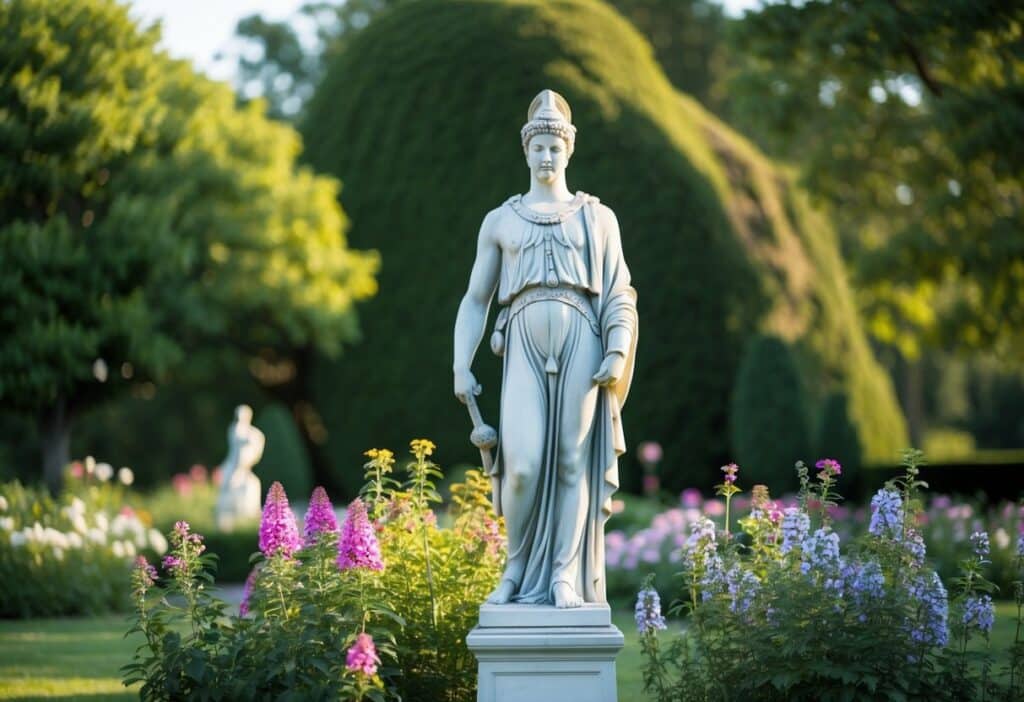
[0,605,1018,700]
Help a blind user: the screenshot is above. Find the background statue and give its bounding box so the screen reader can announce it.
[453,89,638,608]
[215,404,266,532]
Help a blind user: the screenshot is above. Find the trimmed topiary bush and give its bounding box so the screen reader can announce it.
[730,335,811,495]
[301,0,907,494]
[254,403,313,501]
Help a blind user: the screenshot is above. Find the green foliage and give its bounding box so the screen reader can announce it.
[814,392,863,492]
[730,335,810,496]
[300,0,907,494]
[0,477,167,617]
[727,1,1024,359]
[0,0,378,485]
[256,403,314,501]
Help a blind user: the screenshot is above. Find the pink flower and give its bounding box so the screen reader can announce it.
[134,556,158,586]
[189,464,208,484]
[815,458,842,478]
[721,463,739,484]
[239,567,259,617]
[172,473,192,496]
[211,467,223,486]
[637,441,663,465]
[69,461,84,478]
[162,555,183,573]
[303,487,339,546]
[337,498,384,571]
[346,632,381,676]
[259,482,302,558]
[681,488,703,508]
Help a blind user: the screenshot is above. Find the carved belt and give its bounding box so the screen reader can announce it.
[491,286,600,357]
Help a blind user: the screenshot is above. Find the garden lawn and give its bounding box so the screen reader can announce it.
[0,606,1015,700]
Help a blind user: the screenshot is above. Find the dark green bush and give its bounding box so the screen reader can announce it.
[814,391,863,492]
[730,335,811,495]
[301,0,907,495]
[254,403,313,502]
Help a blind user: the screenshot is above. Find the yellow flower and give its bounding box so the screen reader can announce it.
[410,439,436,457]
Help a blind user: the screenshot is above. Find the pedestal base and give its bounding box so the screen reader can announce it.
[467,603,624,702]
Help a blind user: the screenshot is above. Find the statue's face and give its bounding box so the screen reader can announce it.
[525,133,569,184]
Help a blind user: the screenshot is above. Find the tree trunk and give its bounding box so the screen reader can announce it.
[40,398,71,495]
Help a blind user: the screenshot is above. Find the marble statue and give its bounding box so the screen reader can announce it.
[454,89,638,609]
[215,405,266,531]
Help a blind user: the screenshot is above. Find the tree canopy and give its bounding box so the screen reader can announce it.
[0,0,379,489]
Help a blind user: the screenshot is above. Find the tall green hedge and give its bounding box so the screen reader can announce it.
[301,0,908,494]
[730,335,811,496]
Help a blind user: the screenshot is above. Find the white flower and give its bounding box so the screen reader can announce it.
[110,514,128,537]
[111,541,125,558]
[95,513,109,533]
[118,467,134,486]
[0,517,13,532]
[148,529,168,555]
[0,495,8,511]
[995,527,1011,551]
[71,514,88,535]
[67,532,83,549]
[9,531,26,547]
[85,456,96,474]
[87,528,106,544]
[123,541,136,558]
[95,463,114,482]
[68,497,86,516]
[52,546,64,561]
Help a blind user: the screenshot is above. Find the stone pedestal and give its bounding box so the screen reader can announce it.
[467,603,624,702]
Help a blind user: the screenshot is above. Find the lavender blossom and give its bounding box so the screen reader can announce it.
[699,553,726,601]
[303,486,339,546]
[1017,533,1024,559]
[904,529,926,566]
[800,527,841,576]
[346,632,381,676]
[726,566,760,614]
[963,595,995,634]
[239,567,259,617]
[907,571,949,648]
[337,498,384,571]
[970,531,990,559]
[635,587,668,634]
[847,559,885,622]
[869,488,903,540]
[780,508,810,555]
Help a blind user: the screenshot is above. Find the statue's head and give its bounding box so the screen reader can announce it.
[235,404,253,425]
[521,89,576,184]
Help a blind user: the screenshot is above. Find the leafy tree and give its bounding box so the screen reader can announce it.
[0,0,378,491]
[230,0,404,120]
[727,0,1024,360]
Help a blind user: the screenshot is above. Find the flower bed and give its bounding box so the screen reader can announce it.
[0,465,167,617]
[636,451,1024,701]
[124,440,503,701]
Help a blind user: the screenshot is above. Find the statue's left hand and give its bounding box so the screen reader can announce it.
[593,352,626,387]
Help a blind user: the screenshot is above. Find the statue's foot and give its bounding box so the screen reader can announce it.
[486,579,516,604]
[553,581,583,609]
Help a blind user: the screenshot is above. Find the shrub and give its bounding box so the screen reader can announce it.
[814,391,862,492]
[0,470,168,617]
[730,335,811,496]
[124,440,503,701]
[256,402,313,500]
[638,450,1020,701]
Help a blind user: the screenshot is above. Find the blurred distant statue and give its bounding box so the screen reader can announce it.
[453,90,638,608]
[215,405,266,532]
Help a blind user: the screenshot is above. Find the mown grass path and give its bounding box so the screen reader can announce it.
[0,605,1015,700]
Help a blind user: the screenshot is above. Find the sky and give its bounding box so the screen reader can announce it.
[127,0,762,83]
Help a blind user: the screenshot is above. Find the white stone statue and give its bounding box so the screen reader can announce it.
[215,404,266,532]
[454,89,638,609]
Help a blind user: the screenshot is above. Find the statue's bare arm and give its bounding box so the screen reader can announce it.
[453,210,501,403]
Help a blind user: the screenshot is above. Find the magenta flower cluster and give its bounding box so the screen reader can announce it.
[720,463,739,484]
[345,632,381,676]
[259,481,303,558]
[815,458,842,479]
[337,498,384,571]
[303,486,339,546]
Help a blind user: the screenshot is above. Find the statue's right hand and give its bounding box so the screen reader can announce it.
[454,368,481,404]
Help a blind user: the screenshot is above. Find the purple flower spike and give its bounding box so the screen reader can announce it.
[346,632,381,676]
[259,481,302,558]
[303,486,339,546]
[239,567,259,617]
[337,498,384,572]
